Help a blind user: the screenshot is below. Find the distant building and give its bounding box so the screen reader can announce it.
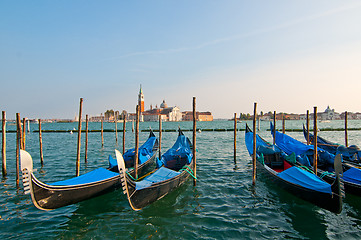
[142,100,182,122]
[138,85,145,113]
[320,106,340,120]
[182,111,213,121]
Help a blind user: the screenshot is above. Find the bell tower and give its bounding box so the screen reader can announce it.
[138,84,144,112]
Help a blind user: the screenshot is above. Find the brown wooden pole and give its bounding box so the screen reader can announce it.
[2,111,6,177]
[115,115,118,144]
[306,110,310,145]
[76,98,83,177]
[85,114,88,163]
[134,105,140,180]
[159,115,162,159]
[16,113,22,188]
[193,97,197,186]
[101,117,104,148]
[234,113,237,164]
[252,103,257,185]
[313,106,318,175]
[38,119,44,166]
[345,111,348,147]
[122,114,126,155]
[273,111,276,145]
[22,118,26,150]
[282,113,285,134]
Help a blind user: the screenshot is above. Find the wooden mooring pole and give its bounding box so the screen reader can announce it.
[306,110,310,145]
[16,113,23,188]
[22,118,26,150]
[123,114,126,155]
[282,113,285,134]
[252,103,257,185]
[313,107,318,175]
[159,115,162,159]
[101,117,104,148]
[39,119,44,166]
[193,97,197,186]
[85,114,88,163]
[115,115,118,144]
[273,111,276,145]
[76,98,83,177]
[134,105,140,180]
[345,111,348,147]
[234,113,237,165]
[2,111,6,177]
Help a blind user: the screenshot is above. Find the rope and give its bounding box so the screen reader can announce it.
[319,171,333,179]
[126,171,138,181]
[297,165,314,173]
[179,165,197,180]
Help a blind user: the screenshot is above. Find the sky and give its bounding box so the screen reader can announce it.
[1,1,361,119]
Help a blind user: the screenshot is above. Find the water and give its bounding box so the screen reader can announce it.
[1,120,361,239]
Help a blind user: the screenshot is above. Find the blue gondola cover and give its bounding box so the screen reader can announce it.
[50,168,119,186]
[135,167,180,190]
[343,167,361,185]
[277,167,332,194]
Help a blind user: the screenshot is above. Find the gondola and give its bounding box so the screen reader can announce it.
[20,131,158,211]
[302,124,361,163]
[117,129,194,211]
[245,124,343,214]
[271,123,361,196]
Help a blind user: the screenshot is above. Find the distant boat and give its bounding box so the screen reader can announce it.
[319,120,331,123]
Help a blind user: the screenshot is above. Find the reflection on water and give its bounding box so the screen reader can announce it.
[1,120,361,239]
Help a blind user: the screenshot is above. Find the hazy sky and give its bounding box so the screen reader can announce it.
[1,1,361,119]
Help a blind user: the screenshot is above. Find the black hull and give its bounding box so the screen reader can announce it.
[126,162,193,210]
[257,161,342,214]
[26,150,157,211]
[29,173,122,210]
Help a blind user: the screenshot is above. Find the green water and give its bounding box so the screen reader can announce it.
[1,120,361,239]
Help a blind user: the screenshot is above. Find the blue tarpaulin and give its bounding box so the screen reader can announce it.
[158,134,192,168]
[343,167,361,185]
[277,166,332,194]
[50,168,119,186]
[109,135,157,169]
[135,167,180,190]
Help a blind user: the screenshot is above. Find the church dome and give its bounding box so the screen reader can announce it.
[160,100,168,108]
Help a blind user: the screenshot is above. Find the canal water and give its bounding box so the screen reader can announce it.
[1,120,361,239]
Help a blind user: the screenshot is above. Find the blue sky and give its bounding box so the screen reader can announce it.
[1,1,361,119]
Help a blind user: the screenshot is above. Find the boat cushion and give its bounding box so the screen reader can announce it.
[50,168,119,186]
[277,166,332,194]
[135,167,180,190]
[343,167,361,185]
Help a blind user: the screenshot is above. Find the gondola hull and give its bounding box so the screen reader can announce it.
[21,144,158,211]
[245,124,343,214]
[28,173,122,210]
[117,129,194,211]
[256,160,342,214]
[125,162,193,210]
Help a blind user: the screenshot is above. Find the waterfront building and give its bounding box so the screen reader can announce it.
[142,100,182,122]
[182,111,213,121]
